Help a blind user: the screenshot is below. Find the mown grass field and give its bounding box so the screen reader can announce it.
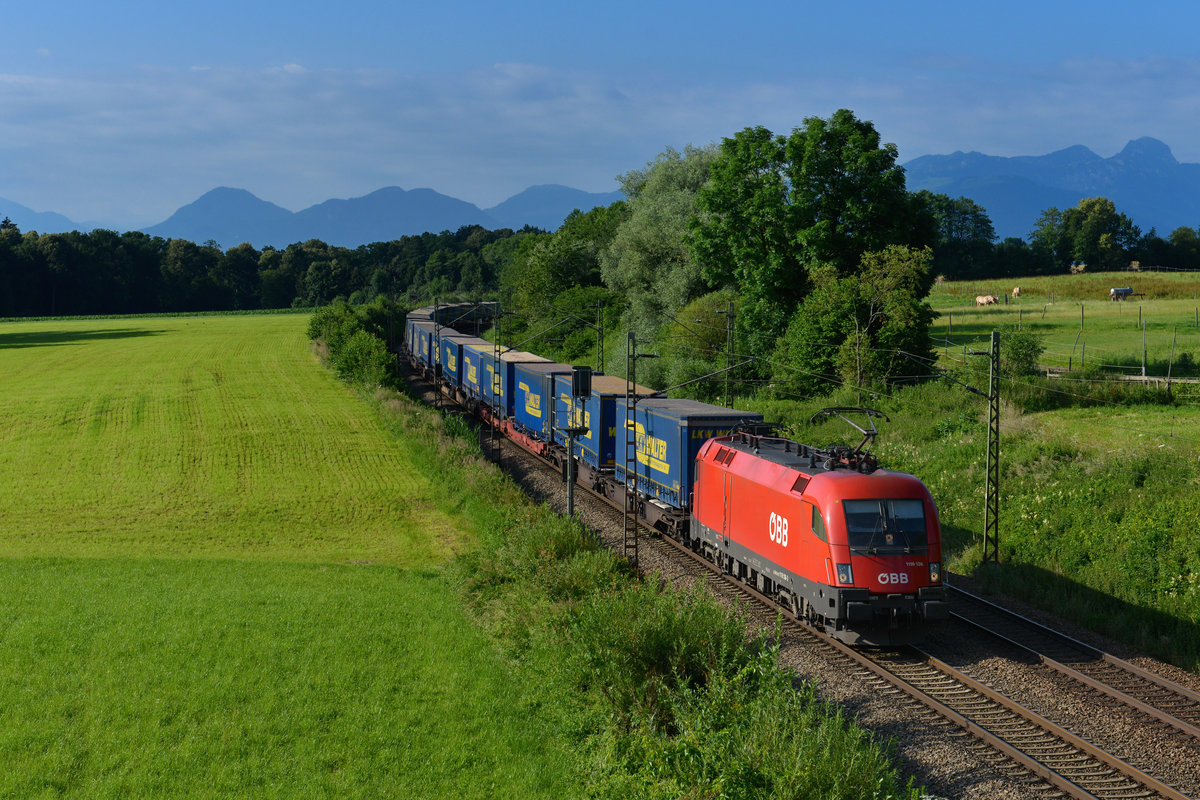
[929,270,1200,375]
[0,314,579,798]
[0,315,460,562]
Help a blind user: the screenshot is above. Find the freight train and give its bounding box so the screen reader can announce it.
[403,303,948,645]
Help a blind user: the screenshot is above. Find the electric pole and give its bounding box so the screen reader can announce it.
[983,330,1000,563]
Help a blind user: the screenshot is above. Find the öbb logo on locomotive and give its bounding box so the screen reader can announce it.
[769,511,789,547]
[878,572,910,585]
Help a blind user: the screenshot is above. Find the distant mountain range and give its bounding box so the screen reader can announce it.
[0,197,77,234]
[5,138,1200,246]
[903,137,1200,240]
[0,184,623,248]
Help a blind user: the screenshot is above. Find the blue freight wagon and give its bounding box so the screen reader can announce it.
[439,334,487,391]
[552,374,655,471]
[494,350,551,418]
[512,361,573,441]
[408,320,438,370]
[614,398,763,510]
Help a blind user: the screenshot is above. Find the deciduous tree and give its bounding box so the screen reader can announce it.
[691,111,932,368]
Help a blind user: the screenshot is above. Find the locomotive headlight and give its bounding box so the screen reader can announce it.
[929,562,942,584]
[836,563,853,585]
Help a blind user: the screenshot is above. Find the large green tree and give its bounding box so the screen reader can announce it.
[691,110,932,366]
[772,245,936,398]
[916,191,996,280]
[601,144,718,350]
[1030,197,1141,271]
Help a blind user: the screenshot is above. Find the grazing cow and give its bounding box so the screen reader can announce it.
[975,295,998,306]
[1012,286,1021,297]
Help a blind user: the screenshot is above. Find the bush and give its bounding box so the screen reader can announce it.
[308,300,408,389]
[999,328,1044,377]
[306,301,360,353]
[335,329,390,387]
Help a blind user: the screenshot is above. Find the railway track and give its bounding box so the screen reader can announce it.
[418,373,1198,799]
[946,585,1200,742]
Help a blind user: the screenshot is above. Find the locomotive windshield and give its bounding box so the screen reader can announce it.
[843,499,927,553]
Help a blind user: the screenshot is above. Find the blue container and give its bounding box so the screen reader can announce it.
[457,344,549,415]
[409,320,437,369]
[512,361,573,440]
[613,398,763,510]
[552,374,652,471]
[439,334,487,391]
[496,350,550,418]
[460,339,497,403]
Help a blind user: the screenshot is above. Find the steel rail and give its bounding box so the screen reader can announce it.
[948,584,1200,737]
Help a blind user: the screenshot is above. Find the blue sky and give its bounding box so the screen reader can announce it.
[4,1,1200,228]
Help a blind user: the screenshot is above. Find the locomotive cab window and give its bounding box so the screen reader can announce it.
[843,499,927,553]
[810,502,827,542]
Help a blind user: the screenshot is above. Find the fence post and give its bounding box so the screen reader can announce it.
[1168,327,1177,393]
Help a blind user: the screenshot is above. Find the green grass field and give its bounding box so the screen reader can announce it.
[0,315,578,798]
[931,271,1200,374]
[0,315,461,563]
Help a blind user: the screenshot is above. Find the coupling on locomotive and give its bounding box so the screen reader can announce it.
[405,304,948,646]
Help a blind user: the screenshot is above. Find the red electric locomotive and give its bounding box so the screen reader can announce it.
[690,410,948,645]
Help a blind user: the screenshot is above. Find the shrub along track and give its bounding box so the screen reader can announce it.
[408,368,1199,800]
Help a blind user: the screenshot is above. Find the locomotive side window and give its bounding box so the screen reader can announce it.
[843,499,927,553]
[809,502,827,542]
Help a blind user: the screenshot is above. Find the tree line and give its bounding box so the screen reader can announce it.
[0,219,535,318]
